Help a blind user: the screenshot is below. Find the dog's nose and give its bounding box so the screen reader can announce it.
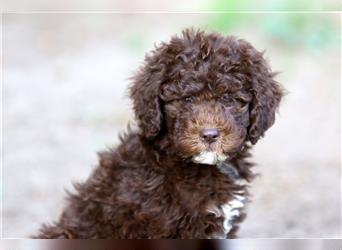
[201,128,220,143]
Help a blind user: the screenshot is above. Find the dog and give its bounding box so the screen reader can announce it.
[34,29,283,239]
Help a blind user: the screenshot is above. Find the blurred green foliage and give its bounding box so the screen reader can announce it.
[124,0,340,53]
[262,14,339,50]
[125,32,148,52]
[203,0,340,11]
[201,0,248,31]
[203,0,340,51]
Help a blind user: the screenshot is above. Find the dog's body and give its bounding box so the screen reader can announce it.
[35,29,283,239]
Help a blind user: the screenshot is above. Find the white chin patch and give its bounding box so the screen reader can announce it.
[192,151,227,165]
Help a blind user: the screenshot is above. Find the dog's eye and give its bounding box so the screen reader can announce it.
[185,96,193,103]
[221,94,233,104]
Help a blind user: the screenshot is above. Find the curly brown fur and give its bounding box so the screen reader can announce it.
[34,29,283,239]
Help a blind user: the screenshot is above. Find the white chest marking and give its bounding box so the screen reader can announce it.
[206,194,246,238]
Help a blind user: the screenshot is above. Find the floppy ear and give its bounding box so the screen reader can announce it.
[247,52,283,144]
[129,51,165,139]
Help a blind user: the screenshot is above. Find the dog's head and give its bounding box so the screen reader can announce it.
[130,29,283,165]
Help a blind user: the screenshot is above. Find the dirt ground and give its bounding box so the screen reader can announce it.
[3,14,340,238]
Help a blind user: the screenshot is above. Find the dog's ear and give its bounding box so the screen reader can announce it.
[129,50,166,140]
[245,47,283,144]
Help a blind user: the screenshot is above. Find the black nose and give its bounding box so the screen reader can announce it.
[201,128,220,143]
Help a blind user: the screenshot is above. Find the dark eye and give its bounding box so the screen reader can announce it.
[221,94,233,103]
[185,96,194,103]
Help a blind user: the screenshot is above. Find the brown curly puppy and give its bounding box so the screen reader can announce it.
[34,29,283,239]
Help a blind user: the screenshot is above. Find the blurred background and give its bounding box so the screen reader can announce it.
[2,0,341,238]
